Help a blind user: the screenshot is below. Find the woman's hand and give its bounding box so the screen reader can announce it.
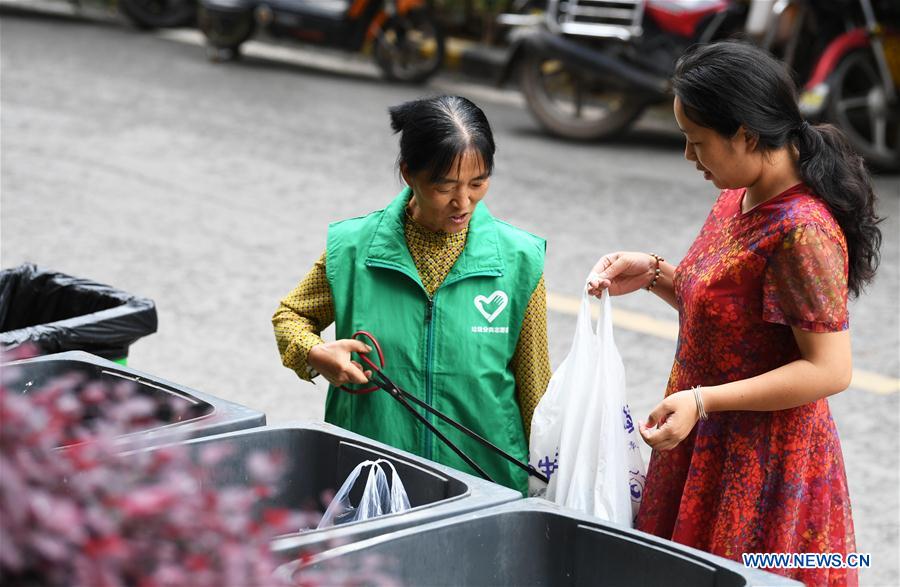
[308,339,373,386]
[639,389,699,451]
[587,252,655,297]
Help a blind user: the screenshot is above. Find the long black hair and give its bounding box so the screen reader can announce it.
[672,41,882,297]
[388,95,496,181]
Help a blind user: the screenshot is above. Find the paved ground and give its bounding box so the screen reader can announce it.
[2,6,899,584]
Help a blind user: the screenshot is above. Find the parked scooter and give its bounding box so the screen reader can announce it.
[752,0,899,169]
[500,0,899,169]
[499,0,747,140]
[198,0,445,83]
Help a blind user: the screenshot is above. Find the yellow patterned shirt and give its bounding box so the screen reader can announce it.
[273,212,551,437]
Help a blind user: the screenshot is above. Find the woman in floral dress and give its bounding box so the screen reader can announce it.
[587,42,882,586]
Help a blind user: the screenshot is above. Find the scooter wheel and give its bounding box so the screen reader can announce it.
[826,49,900,171]
[198,6,254,63]
[374,10,445,84]
[519,52,645,141]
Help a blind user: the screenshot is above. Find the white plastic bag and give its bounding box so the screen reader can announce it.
[316,459,411,529]
[529,282,646,526]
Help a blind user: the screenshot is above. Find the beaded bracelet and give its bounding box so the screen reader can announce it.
[692,385,708,421]
[645,253,664,291]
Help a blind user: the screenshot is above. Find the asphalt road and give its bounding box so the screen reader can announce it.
[2,6,899,584]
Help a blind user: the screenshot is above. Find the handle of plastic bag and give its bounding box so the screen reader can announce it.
[555,274,606,365]
[373,459,411,513]
[594,288,616,344]
[317,459,374,529]
[357,462,388,521]
[575,275,598,340]
[581,274,615,344]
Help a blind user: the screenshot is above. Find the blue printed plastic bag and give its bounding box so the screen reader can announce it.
[529,282,646,526]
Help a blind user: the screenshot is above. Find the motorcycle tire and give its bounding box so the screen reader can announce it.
[826,49,900,171]
[198,5,255,61]
[374,10,445,84]
[120,0,196,30]
[520,52,645,141]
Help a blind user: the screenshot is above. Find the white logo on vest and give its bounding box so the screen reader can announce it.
[473,291,509,334]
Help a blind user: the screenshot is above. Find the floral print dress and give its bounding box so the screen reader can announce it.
[635,185,856,586]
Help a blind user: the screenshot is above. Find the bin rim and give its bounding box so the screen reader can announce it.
[136,420,521,543]
[284,497,802,586]
[3,351,265,446]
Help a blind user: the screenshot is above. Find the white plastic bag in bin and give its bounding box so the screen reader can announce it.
[529,282,646,527]
[317,459,411,529]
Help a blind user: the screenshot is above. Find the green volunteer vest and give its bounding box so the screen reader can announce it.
[324,188,545,494]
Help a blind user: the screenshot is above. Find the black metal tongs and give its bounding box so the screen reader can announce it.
[338,330,548,485]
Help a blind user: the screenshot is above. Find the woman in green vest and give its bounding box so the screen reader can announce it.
[273,95,550,493]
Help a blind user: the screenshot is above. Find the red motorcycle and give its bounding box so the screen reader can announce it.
[501,0,899,169]
[754,0,899,169]
[198,0,445,83]
[500,0,746,140]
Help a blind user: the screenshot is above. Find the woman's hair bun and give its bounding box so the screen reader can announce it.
[389,102,413,134]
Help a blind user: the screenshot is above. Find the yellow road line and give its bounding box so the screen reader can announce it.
[847,370,900,395]
[546,292,900,395]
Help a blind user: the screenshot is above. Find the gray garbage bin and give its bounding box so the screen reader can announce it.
[155,422,521,556]
[282,498,801,586]
[3,351,265,449]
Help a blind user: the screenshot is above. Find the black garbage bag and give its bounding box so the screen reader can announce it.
[0,264,157,361]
